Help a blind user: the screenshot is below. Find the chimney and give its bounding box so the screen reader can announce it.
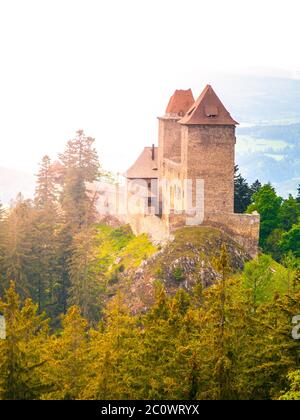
[152,144,155,160]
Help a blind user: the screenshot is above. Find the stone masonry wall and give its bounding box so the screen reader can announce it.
[167,211,260,258]
[126,214,170,243]
[181,125,236,214]
[158,117,182,168]
[126,211,259,258]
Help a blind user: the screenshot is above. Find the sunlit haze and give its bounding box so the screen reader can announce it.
[1,0,300,176]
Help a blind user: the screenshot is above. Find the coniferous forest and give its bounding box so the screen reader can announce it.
[1,131,300,400]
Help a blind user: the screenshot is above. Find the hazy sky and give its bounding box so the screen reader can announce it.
[0,0,300,174]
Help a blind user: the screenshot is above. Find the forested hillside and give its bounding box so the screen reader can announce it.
[1,131,300,400]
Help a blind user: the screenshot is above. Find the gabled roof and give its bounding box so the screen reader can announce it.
[124,147,158,179]
[165,89,195,117]
[179,85,238,126]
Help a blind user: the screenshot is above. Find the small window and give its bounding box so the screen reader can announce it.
[205,105,218,117]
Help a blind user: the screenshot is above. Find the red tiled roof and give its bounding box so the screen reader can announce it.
[124,147,158,179]
[165,89,195,116]
[179,85,238,126]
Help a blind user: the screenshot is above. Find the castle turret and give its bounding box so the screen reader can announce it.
[158,89,195,168]
[179,85,238,214]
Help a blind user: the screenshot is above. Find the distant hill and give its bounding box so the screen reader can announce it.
[214,75,300,197]
[0,167,35,206]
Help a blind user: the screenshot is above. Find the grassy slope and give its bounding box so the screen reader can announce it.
[93,224,291,308]
[94,224,157,282]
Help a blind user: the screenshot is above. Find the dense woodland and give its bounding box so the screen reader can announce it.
[0,131,300,400]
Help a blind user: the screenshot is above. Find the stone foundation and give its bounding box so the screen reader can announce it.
[126,211,260,258]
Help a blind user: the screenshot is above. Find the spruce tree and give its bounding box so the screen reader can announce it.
[34,155,58,209]
[68,226,105,323]
[250,179,262,196]
[234,165,253,213]
[59,130,101,229]
[0,282,49,400]
[296,184,300,204]
[40,306,90,400]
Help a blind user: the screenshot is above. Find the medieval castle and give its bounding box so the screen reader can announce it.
[123,85,260,257]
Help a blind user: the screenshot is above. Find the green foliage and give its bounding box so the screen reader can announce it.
[241,255,291,304]
[2,134,300,400]
[280,224,300,258]
[0,282,50,400]
[94,225,157,280]
[279,371,300,400]
[278,194,300,231]
[172,267,184,282]
[234,166,252,213]
[244,182,300,261]
[247,184,282,247]
[35,155,58,210]
[39,306,91,400]
[68,226,106,323]
[0,263,300,400]
[234,166,261,213]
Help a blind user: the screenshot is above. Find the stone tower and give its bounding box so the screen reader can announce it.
[179,85,238,215]
[157,89,195,213]
[158,89,195,170]
[123,84,260,257]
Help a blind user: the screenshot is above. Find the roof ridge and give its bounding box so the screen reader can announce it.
[165,88,195,117]
[179,85,238,126]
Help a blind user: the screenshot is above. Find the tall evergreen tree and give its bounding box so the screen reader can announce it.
[296,184,300,204]
[250,179,262,196]
[59,130,100,182]
[0,282,49,400]
[34,155,58,209]
[59,130,101,229]
[234,166,253,213]
[68,226,105,323]
[39,306,90,400]
[1,198,36,298]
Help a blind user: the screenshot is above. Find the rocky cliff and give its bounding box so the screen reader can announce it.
[115,226,250,313]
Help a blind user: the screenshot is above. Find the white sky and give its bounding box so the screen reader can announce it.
[0,0,300,175]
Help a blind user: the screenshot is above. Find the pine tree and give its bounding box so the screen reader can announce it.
[81,292,139,400]
[59,130,101,229]
[60,167,90,229]
[241,291,300,399]
[234,166,253,213]
[34,155,58,209]
[59,130,100,182]
[0,282,49,400]
[250,179,262,196]
[296,184,300,204]
[40,306,90,400]
[68,226,105,323]
[279,370,300,400]
[1,198,36,298]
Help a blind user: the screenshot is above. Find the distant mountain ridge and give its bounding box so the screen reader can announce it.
[0,167,35,206]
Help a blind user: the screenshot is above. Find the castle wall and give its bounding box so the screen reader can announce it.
[167,211,260,258]
[126,211,259,258]
[181,125,236,214]
[158,118,182,169]
[126,214,170,243]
